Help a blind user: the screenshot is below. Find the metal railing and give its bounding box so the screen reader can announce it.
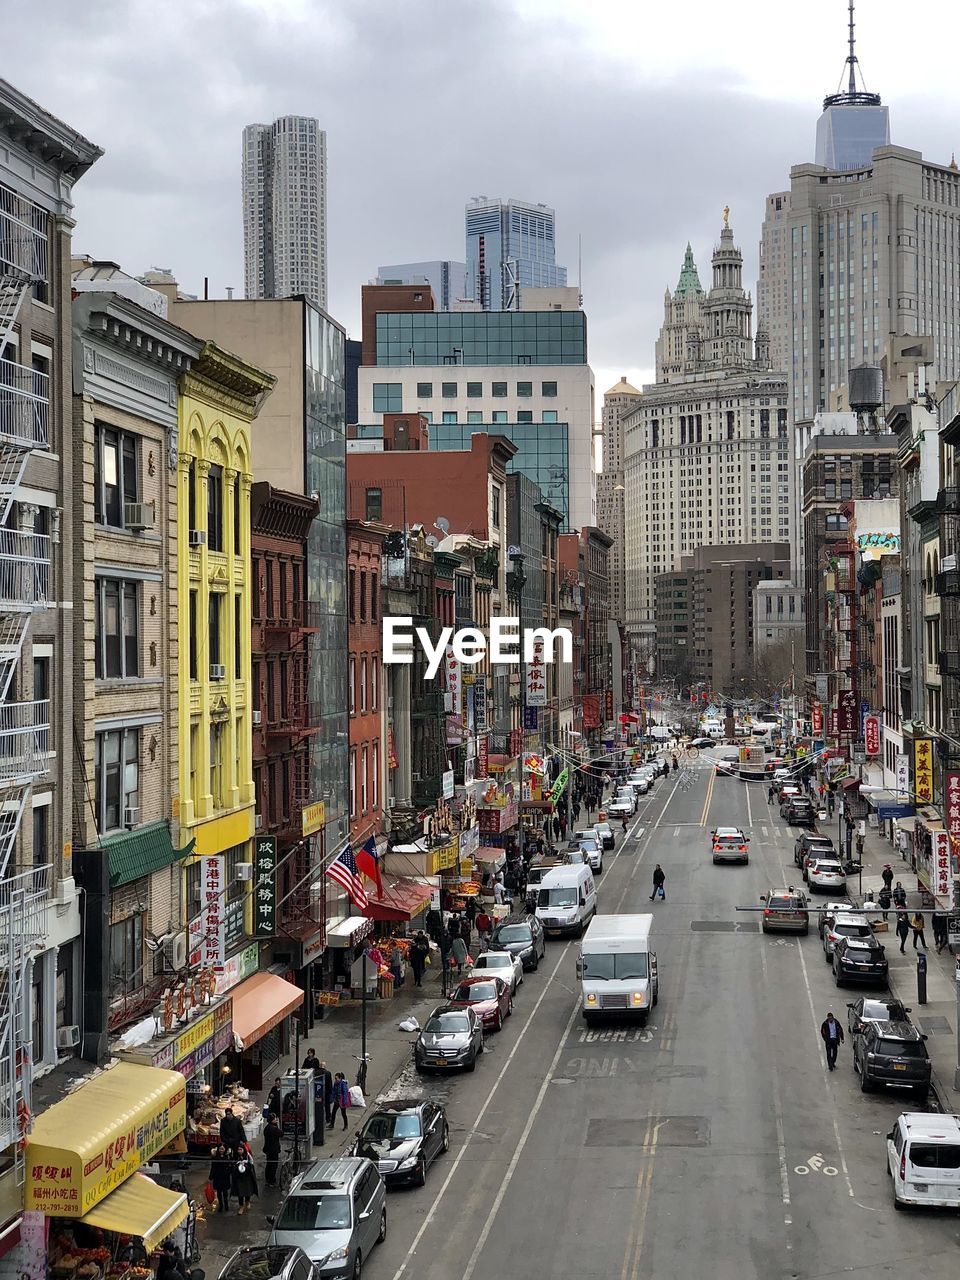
[0,862,50,945]
[0,700,50,785]
[0,529,49,607]
[0,360,49,449]
[0,863,51,1155]
[0,188,48,281]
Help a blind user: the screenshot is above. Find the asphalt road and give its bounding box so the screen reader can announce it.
[362,758,960,1280]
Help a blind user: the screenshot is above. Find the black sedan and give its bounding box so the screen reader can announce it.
[833,935,889,987]
[846,996,911,1038]
[490,916,546,971]
[414,1006,484,1073]
[349,1099,449,1186]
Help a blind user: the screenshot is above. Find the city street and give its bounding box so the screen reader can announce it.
[361,759,960,1280]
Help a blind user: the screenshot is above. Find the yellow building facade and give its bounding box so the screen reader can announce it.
[176,344,274,952]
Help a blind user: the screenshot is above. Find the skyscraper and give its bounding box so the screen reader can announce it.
[814,2,889,172]
[376,261,467,311]
[465,197,567,310]
[243,115,327,309]
[597,377,640,628]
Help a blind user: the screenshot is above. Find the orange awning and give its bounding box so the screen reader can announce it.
[231,972,303,1049]
[364,876,432,923]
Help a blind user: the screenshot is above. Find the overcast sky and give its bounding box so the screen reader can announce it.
[8,0,960,401]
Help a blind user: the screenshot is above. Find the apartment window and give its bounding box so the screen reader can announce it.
[365,487,382,520]
[361,745,368,812]
[416,382,433,398]
[492,485,501,527]
[441,381,457,398]
[349,749,357,818]
[210,722,225,809]
[517,381,532,397]
[492,382,507,397]
[442,411,458,424]
[466,381,482,397]
[32,802,48,868]
[541,381,558,397]
[349,567,356,623]
[517,411,533,423]
[265,559,274,619]
[349,657,356,715]
[33,655,49,704]
[95,578,139,679]
[360,656,367,713]
[95,425,138,527]
[110,914,143,996]
[209,592,223,669]
[373,383,402,413]
[206,463,224,552]
[189,591,198,680]
[467,411,483,423]
[371,572,378,623]
[372,743,379,809]
[371,656,378,709]
[542,410,558,423]
[233,476,241,553]
[492,410,507,423]
[359,570,367,622]
[95,726,139,833]
[234,593,242,679]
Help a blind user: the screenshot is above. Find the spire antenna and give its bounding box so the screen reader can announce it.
[847,0,857,95]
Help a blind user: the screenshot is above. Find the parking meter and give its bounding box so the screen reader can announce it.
[917,952,928,1005]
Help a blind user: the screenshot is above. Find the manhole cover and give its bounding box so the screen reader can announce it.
[918,1016,952,1036]
[585,1115,710,1148]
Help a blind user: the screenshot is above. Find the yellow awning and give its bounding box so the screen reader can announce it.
[81,1173,188,1251]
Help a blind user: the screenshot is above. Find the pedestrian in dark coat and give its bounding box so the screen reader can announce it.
[464,895,478,925]
[318,1060,334,1124]
[553,815,561,841]
[558,815,567,839]
[410,933,429,987]
[649,865,666,901]
[209,1144,233,1213]
[232,1144,258,1213]
[330,1073,350,1130]
[877,887,891,922]
[301,1047,320,1073]
[932,911,949,953]
[895,911,911,953]
[571,800,581,823]
[219,1106,246,1150]
[447,914,461,940]
[266,1077,283,1119]
[262,1115,281,1187]
[892,882,907,909]
[881,864,894,893]
[820,1012,844,1071]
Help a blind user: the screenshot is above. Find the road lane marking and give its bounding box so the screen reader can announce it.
[760,929,792,1217]
[698,765,716,827]
[460,994,582,1280]
[745,778,753,827]
[388,941,574,1280]
[622,1113,662,1280]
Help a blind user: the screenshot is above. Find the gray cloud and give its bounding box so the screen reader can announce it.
[7,0,955,393]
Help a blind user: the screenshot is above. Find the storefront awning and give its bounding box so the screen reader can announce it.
[364,876,432,923]
[101,821,195,889]
[865,789,915,819]
[840,776,861,789]
[81,1173,188,1251]
[231,972,304,1049]
[475,846,506,871]
[326,915,374,948]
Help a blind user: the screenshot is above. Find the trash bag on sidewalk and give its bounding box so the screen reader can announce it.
[398,1016,419,1032]
[349,1085,366,1108]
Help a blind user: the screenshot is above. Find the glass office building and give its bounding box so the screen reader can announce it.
[465,197,567,310]
[375,310,586,367]
[815,101,889,171]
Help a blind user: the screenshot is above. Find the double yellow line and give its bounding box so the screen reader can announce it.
[699,764,716,827]
[620,1113,665,1280]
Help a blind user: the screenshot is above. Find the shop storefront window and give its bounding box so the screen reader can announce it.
[110,913,143,995]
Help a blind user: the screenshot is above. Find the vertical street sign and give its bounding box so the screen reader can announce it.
[254,836,278,938]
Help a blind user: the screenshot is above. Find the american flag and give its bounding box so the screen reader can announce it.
[325,846,369,910]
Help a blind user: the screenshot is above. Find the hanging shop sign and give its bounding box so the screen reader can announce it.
[525,637,547,708]
[473,680,487,732]
[896,752,910,796]
[946,772,960,858]
[476,734,489,779]
[429,838,459,873]
[458,824,480,861]
[254,836,278,937]
[213,942,260,996]
[509,727,522,758]
[913,738,934,805]
[442,769,455,800]
[188,856,225,969]
[302,800,326,838]
[582,695,600,729]
[864,714,880,757]
[933,829,951,900]
[524,705,539,730]
[446,645,462,717]
[837,688,858,735]
[811,701,823,734]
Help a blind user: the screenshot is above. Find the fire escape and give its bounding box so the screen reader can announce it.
[0,186,53,1181]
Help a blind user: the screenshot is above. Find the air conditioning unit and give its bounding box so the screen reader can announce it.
[124,501,156,532]
[123,806,139,828]
[56,1024,80,1050]
[254,813,263,830]
[189,529,207,547]
[252,709,262,725]
[210,663,226,680]
[164,931,188,971]
[235,862,254,882]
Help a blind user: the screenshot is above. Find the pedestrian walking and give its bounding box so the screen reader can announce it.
[232,1143,258,1214]
[649,864,666,902]
[895,910,911,953]
[476,909,493,949]
[209,1144,233,1213]
[410,931,430,987]
[451,933,468,975]
[330,1072,350,1131]
[301,1047,320,1074]
[262,1113,281,1187]
[855,832,865,861]
[316,1059,333,1126]
[767,782,776,804]
[559,815,568,839]
[553,815,561,841]
[881,864,894,893]
[827,792,835,817]
[819,1011,844,1071]
[464,895,478,926]
[266,1076,283,1119]
[892,881,907,909]
[932,911,949,953]
[572,799,581,823]
[493,878,506,907]
[460,917,472,956]
[219,1105,246,1150]
[621,815,628,837]
[878,886,891,923]
[911,911,927,950]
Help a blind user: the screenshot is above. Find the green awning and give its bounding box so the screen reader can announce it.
[102,822,196,889]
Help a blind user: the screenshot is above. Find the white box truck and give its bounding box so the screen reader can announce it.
[576,914,658,1024]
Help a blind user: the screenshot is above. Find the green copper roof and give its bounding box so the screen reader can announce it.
[675,243,703,298]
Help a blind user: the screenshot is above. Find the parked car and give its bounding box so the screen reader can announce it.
[690,737,715,749]
[609,791,636,818]
[711,827,749,865]
[572,831,603,873]
[593,821,615,850]
[854,1021,931,1103]
[807,859,848,894]
[349,1100,449,1187]
[780,797,816,826]
[625,774,650,795]
[817,901,856,939]
[887,1112,960,1211]
[833,934,889,986]
[822,912,873,960]
[267,1156,386,1274]
[447,976,512,1031]
[471,948,523,992]
[847,996,911,1038]
[217,1246,315,1280]
[777,783,802,804]
[760,888,809,934]
[489,916,545,970]
[414,1006,485,1073]
[794,831,836,870]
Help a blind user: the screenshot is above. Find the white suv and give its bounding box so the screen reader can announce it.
[822,912,872,959]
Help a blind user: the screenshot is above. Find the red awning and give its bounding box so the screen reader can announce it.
[364,876,432,923]
[840,776,861,789]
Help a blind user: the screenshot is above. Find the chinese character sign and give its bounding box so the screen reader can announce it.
[446,645,462,715]
[191,856,225,968]
[895,752,909,796]
[914,738,934,805]
[837,689,858,734]
[946,772,960,860]
[525,638,547,708]
[473,679,487,732]
[933,829,950,899]
[811,701,823,734]
[254,836,277,938]
[476,734,488,780]
[864,715,880,757]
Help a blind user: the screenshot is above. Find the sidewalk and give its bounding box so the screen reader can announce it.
[176,961,451,1273]
[849,821,959,1111]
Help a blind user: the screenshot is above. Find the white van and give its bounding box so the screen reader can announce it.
[535,864,597,937]
[701,719,723,739]
[887,1112,960,1210]
[577,914,658,1024]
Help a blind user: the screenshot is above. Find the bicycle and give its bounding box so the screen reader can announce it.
[278,1133,309,1194]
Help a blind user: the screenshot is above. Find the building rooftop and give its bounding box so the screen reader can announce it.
[605,376,641,397]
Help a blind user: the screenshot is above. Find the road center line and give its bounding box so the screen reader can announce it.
[760,934,792,1215]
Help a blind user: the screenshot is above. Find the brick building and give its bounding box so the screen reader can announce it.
[347,521,387,843]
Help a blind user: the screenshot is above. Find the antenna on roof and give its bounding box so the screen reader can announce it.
[846,0,857,95]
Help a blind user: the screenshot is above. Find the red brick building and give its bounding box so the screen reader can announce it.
[250,483,322,937]
[347,520,388,843]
